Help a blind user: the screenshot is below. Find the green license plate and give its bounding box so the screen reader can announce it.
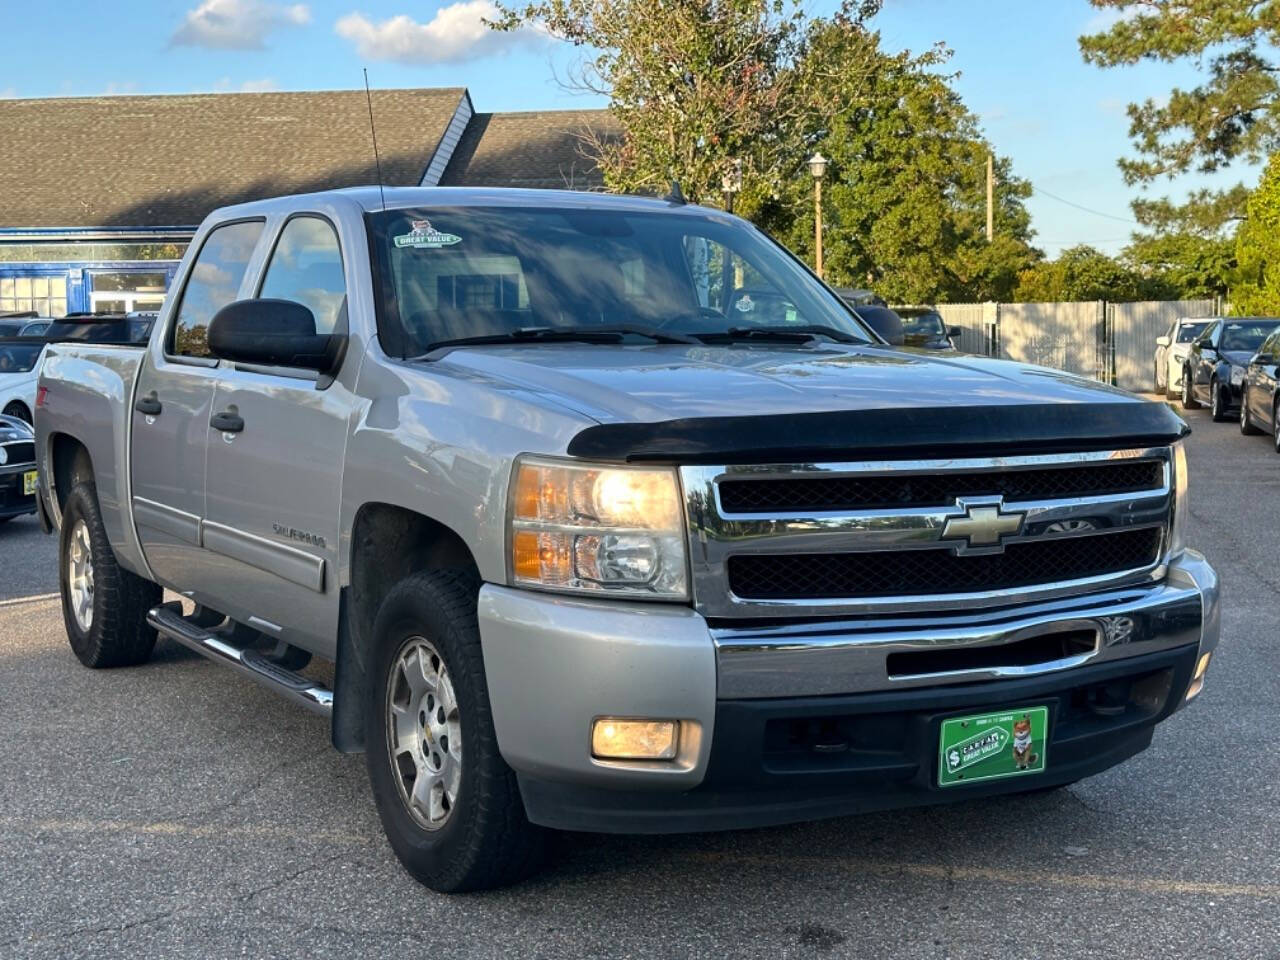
[938,705,1048,787]
[23,471,36,496]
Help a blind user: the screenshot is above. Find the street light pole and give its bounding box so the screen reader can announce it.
[808,152,828,279]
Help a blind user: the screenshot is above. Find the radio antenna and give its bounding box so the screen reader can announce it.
[363,68,386,210]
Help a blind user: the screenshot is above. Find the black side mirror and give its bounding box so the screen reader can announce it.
[861,311,904,346]
[1255,353,1274,365]
[947,325,962,339]
[208,299,344,373]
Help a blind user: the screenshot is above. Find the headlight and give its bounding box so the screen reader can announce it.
[1231,366,1245,386]
[508,457,688,599]
[1168,440,1188,557]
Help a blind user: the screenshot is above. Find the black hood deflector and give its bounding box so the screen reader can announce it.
[567,401,1189,464]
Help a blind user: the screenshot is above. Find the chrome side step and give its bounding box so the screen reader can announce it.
[147,603,333,715]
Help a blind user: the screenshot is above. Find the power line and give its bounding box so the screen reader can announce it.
[1031,186,1140,225]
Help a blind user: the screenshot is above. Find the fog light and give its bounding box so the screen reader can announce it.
[1186,652,1212,701]
[591,719,678,760]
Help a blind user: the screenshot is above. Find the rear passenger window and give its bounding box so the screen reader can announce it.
[170,220,264,358]
[259,216,347,334]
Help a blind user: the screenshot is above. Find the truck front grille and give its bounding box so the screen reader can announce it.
[718,459,1163,513]
[727,527,1163,600]
[680,448,1175,619]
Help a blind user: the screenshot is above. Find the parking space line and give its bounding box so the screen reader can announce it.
[0,815,373,847]
[692,851,1280,900]
[0,592,59,608]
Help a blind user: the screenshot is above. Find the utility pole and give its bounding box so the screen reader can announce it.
[986,152,994,243]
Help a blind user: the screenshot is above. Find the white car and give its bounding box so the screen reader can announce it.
[0,338,46,423]
[1156,317,1214,398]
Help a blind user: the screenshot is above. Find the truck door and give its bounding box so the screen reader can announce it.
[199,215,351,655]
[130,219,266,591]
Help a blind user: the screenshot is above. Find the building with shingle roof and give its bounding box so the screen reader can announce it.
[0,88,612,316]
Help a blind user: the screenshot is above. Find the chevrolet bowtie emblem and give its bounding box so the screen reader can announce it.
[940,501,1025,553]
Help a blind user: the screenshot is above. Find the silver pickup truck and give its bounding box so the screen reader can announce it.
[34,187,1219,892]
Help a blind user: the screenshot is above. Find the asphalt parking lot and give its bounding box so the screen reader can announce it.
[2,402,1278,959]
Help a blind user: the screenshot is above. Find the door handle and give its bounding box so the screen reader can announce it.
[134,392,162,416]
[210,408,245,433]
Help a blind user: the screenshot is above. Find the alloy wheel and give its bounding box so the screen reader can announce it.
[67,519,95,632]
[386,636,462,831]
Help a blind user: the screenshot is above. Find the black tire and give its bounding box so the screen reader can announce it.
[365,570,544,892]
[1274,399,1280,454]
[59,483,163,668]
[1181,369,1200,409]
[1154,362,1163,395]
[1241,390,1262,434]
[1210,378,1231,421]
[2,400,30,424]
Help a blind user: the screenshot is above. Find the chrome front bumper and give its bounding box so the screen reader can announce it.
[712,549,1218,698]
[477,550,1218,794]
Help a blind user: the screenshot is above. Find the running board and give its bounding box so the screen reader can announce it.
[147,603,333,715]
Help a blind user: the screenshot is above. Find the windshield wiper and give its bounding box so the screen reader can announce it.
[421,325,699,356]
[693,325,862,345]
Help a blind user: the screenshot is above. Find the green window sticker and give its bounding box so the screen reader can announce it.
[394,219,462,250]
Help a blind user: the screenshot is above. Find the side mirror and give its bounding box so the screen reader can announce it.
[208,299,343,373]
[947,325,962,339]
[1254,353,1274,365]
[1155,336,1170,347]
[862,311,904,346]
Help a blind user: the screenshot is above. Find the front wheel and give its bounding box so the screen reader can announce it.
[1181,370,1200,409]
[2,400,31,424]
[1242,391,1262,434]
[59,483,163,668]
[364,570,544,892]
[1211,378,1230,421]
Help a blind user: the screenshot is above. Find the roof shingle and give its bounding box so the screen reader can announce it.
[440,109,619,191]
[0,88,467,228]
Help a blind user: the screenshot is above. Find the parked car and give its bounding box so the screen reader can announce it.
[0,338,46,423]
[1155,317,1212,397]
[1181,317,1280,420]
[0,413,37,523]
[36,187,1218,892]
[1239,327,1280,451]
[896,307,961,350]
[833,287,887,307]
[0,311,38,338]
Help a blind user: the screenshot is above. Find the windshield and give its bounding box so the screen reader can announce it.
[1221,320,1280,352]
[1175,321,1209,343]
[0,342,42,374]
[899,311,945,337]
[366,206,873,355]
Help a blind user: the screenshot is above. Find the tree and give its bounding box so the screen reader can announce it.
[753,24,1038,302]
[1122,232,1234,300]
[1079,0,1277,231]
[1014,245,1152,302]
[491,0,882,205]
[1233,154,1280,315]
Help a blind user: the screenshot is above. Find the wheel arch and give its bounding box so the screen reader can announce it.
[49,432,95,517]
[333,501,482,753]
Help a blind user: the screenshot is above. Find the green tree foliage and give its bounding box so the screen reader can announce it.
[1233,154,1280,315]
[1015,245,1153,302]
[1079,0,1275,231]
[491,0,882,204]
[493,1,1040,303]
[759,24,1038,302]
[1122,232,1234,299]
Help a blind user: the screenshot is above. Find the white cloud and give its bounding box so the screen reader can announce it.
[1083,4,1139,34]
[213,76,281,92]
[172,0,311,50]
[335,2,537,65]
[0,88,16,100]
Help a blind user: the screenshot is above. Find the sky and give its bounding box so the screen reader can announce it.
[0,0,1258,257]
